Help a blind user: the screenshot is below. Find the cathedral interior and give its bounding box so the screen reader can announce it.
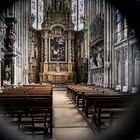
[0,0,140,140]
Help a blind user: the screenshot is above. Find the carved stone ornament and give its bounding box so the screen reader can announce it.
[90,15,104,43]
[96,53,103,68]
[5,20,16,51]
[132,45,140,61]
[5,65,11,80]
[0,19,7,42]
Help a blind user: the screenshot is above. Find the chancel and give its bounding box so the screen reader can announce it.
[0,0,140,140]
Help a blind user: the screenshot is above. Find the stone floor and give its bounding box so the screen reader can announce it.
[52,89,95,140]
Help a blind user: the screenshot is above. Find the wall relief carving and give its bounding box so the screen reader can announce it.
[90,15,104,43]
[49,64,56,71]
[60,64,67,71]
[5,19,16,51]
[0,19,7,43]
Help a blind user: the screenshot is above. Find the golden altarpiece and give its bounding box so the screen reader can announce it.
[29,0,76,84]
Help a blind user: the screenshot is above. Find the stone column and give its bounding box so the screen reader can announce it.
[111,8,116,89]
[68,39,72,63]
[68,32,72,63]
[104,1,109,88]
[44,32,48,63]
[18,0,29,84]
[11,56,15,86]
[0,42,2,91]
[104,1,113,88]
[41,38,44,63]
[29,31,33,63]
[0,17,7,90]
[87,0,91,84]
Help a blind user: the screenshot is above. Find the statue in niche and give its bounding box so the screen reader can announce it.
[56,63,60,72]
[54,28,61,35]
[56,0,62,10]
[5,64,11,81]
[49,64,56,71]
[60,64,66,71]
[90,56,97,69]
[64,0,70,9]
[96,53,103,67]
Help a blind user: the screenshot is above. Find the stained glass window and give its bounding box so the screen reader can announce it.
[31,0,44,30]
[72,0,84,31]
[72,0,78,30]
[78,0,84,30]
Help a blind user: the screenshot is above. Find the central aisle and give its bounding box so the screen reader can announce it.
[52,89,95,140]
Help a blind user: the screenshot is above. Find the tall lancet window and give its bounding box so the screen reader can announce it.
[31,0,44,30]
[72,0,84,31]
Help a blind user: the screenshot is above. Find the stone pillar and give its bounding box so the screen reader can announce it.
[104,1,113,88]
[29,31,33,63]
[0,17,7,90]
[41,38,44,63]
[0,42,2,91]
[68,33,72,63]
[25,0,30,84]
[19,0,29,84]
[11,57,15,86]
[44,33,48,63]
[104,1,109,88]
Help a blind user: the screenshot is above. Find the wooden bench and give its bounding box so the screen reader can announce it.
[94,98,130,131]
[0,85,53,138]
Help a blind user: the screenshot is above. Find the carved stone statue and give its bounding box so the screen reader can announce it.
[90,57,97,69]
[50,64,56,71]
[5,65,11,81]
[96,53,103,67]
[56,63,60,72]
[8,25,16,48]
[5,22,16,51]
[56,0,62,10]
[64,0,70,9]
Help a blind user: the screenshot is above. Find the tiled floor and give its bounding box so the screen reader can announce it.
[52,89,95,140]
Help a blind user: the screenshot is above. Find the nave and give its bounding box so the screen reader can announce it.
[0,84,139,140]
[0,84,94,140]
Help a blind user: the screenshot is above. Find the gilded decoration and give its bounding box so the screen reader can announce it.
[35,0,75,83]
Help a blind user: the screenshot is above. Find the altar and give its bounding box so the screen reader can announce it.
[47,72,69,83]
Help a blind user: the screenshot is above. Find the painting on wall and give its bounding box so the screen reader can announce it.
[50,37,66,62]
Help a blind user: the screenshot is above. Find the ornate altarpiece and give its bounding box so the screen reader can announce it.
[38,0,75,83]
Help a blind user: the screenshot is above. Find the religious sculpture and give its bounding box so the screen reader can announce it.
[96,53,103,67]
[8,27,16,47]
[56,63,60,72]
[90,56,97,69]
[5,22,16,51]
[5,65,11,81]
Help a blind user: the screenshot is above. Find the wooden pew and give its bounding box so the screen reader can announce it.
[67,84,100,106]
[0,85,53,138]
[94,97,130,131]
[21,108,49,139]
